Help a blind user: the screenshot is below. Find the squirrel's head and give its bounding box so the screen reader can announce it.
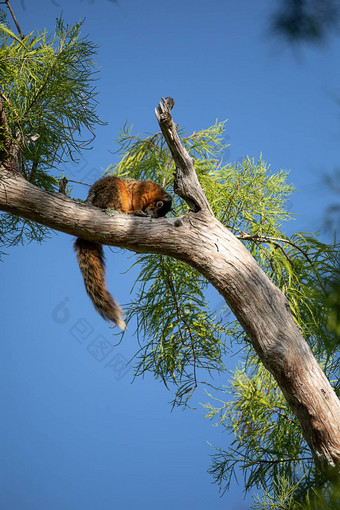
[144,193,172,218]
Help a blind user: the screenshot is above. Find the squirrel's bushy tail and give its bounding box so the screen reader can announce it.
[74,238,126,331]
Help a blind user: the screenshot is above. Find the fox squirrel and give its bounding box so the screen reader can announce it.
[74,176,172,330]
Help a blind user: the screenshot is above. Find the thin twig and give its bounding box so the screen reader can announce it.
[0,91,11,105]
[252,456,313,465]
[68,179,91,187]
[237,232,313,266]
[52,93,96,162]
[3,1,24,40]
[226,446,313,466]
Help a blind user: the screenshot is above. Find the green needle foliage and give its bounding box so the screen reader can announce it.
[0,17,100,174]
[127,254,233,406]
[106,122,339,506]
[0,15,102,248]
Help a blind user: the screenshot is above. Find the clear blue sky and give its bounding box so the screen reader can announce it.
[1,1,339,509]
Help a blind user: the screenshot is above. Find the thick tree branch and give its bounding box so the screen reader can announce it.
[1,164,340,480]
[1,98,340,481]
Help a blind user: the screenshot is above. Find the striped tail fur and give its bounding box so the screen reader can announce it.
[74,238,126,331]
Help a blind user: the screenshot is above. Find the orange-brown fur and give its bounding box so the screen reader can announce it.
[74,176,172,330]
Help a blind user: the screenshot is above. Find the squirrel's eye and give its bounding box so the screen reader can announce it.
[156,201,164,208]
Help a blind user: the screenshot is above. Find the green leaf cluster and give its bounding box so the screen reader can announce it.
[126,254,235,406]
[106,122,340,505]
[204,358,327,507]
[0,18,101,176]
[0,17,102,246]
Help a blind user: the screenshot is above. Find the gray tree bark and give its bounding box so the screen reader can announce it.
[1,97,340,480]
